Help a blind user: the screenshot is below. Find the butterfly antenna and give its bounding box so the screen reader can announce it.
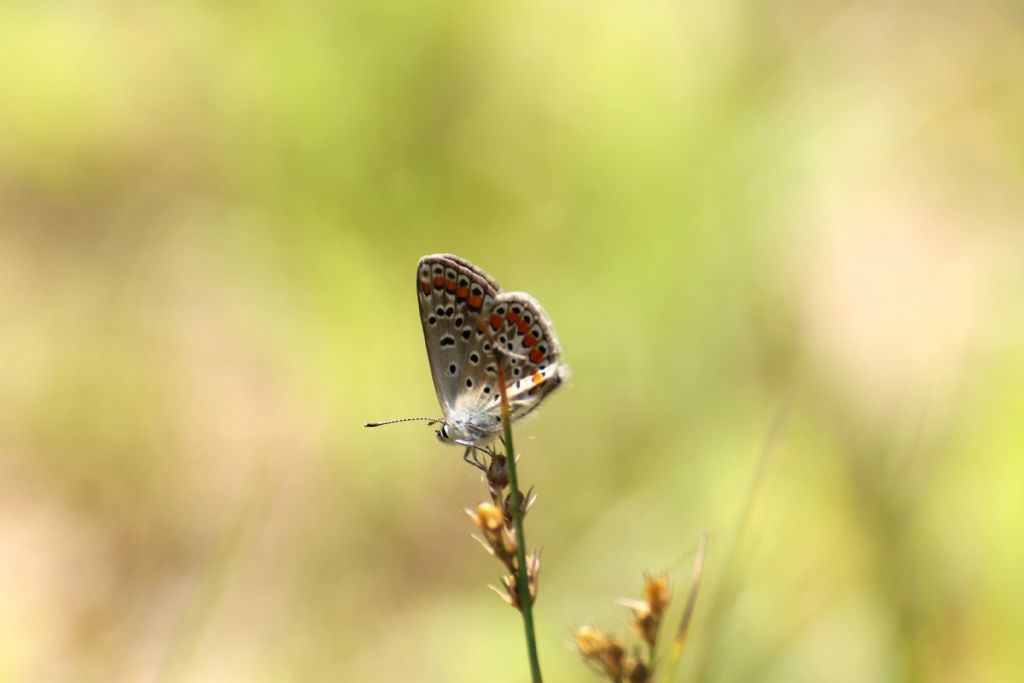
[364,417,442,428]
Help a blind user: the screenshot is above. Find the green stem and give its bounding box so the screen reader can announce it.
[497,356,543,683]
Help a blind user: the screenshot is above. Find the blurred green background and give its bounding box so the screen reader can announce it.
[2,1,1023,681]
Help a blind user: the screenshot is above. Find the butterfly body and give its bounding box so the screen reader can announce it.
[417,254,567,447]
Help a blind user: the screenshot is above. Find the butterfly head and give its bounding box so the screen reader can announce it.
[436,422,452,442]
[433,412,497,447]
[431,419,475,446]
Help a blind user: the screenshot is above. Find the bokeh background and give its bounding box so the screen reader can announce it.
[2,1,1023,681]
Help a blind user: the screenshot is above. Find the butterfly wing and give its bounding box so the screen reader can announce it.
[417,254,501,415]
[444,290,568,442]
[483,291,567,422]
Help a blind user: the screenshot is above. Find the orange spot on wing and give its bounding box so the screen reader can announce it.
[532,371,544,384]
[456,286,469,299]
[433,276,444,288]
[530,348,544,364]
[420,281,431,295]
[468,295,483,309]
[506,311,520,323]
[523,334,537,348]
[490,314,503,331]
[446,279,457,292]
[517,320,529,334]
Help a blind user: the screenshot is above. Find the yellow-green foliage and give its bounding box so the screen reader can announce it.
[1,2,1022,681]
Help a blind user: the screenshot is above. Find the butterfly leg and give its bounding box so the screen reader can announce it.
[463,446,488,472]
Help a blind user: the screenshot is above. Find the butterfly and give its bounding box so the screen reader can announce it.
[367,254,568,460]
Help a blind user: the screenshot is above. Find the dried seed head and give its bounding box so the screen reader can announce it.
[632,606,659,649]
[526,549,541,602]
[575,626,650,681]
[574,625,607,658]
[619,597,660,650]
[471,502,504,534]
[625,658,651,683]
[468,502,518,565]
[643,574,671,618]
[602,636,628,677]
[486,454,509,491]
[495,550,541,611]
[522,486,537,514]
[498,574,517,607]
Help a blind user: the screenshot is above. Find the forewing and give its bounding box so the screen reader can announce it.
[417,254,501,413]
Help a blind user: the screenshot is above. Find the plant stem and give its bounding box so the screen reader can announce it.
[660,533,708,683]
[496,355,543,683]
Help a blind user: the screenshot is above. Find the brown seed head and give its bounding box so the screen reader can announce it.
[486,454,509,491]
[632,606,659,649]
[625,657,651,683]
[643,573,671,618]
[601,636,628,676]
[619,598,660,649]
[574,625,607,658]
